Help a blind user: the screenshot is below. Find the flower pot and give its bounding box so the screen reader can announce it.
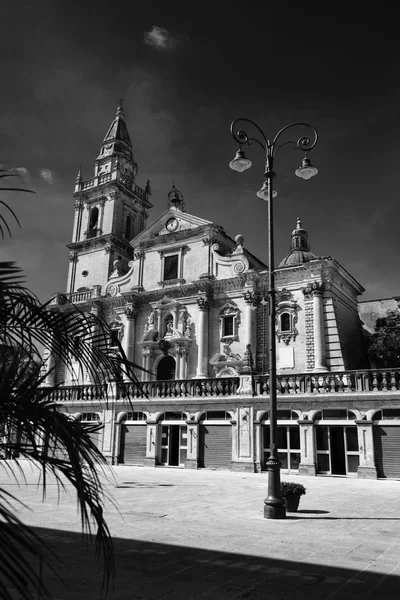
[284,494,301,512]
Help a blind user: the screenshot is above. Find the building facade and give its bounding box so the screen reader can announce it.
[45,105,400,480]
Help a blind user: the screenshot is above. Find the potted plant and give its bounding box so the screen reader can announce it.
[281,481,306,512]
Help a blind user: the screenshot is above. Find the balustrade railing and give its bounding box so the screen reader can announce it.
[69,289,93,303]
[120,377,239,399]
[45,369,400,403]
[254,369,400,395]
[47,384,107,402]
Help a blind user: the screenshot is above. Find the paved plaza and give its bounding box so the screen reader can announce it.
[3,462,400,599]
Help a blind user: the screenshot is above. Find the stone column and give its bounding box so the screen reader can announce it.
[180,348,188,379]
[144,420,158,467]
[141,349,152,382]
[175,351,181,380]
[243,289,258,350]
[356,420,378,479]
[123,305,138,381]
[185,420,199,469]
[195,294,210,378]
[298,420,316,476]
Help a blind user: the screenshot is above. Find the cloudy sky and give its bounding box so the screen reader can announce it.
[1,2,399,302]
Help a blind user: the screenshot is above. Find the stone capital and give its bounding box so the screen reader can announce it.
[197,293,211,311]
[125,305,139,320]
[302,281,324,299]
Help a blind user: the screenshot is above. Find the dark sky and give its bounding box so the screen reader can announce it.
[1,2,399,302]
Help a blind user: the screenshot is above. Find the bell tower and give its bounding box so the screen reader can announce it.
[66,102,152,294]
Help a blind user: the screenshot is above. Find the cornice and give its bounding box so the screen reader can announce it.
[67,234,133,256]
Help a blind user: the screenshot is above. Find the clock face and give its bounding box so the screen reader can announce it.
[166,217,179,232]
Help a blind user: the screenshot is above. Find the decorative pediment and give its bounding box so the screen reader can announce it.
[130,207,212,245]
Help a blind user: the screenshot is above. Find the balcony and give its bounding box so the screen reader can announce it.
[45,368,400,403]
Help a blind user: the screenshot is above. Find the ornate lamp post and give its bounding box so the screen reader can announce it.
[229,119,318,519]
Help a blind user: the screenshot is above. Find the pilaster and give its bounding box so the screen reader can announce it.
[298,419,316,476]
[231,407,256,472]
[144,420,158,467]
[185,420,200,469]
[356,420,378,479]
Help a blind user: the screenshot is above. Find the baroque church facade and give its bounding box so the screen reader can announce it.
[46,104,400,479]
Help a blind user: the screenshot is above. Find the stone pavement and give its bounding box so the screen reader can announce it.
[2,462,400,599]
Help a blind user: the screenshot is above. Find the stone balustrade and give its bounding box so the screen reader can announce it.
[47,384,107,402]
[45,368,400,403]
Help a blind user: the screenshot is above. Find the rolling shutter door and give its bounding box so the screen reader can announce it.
[120,425,147,465]
[374,426,400,479]
[199,425,232,469]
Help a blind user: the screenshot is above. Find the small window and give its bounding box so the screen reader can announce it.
[219,303,239,342]
[125,215,132,240]
[164,255,179,280]
[223,316,234,337]
[110,329,119,348]
[88,207,99,239]
[280,313,291,332]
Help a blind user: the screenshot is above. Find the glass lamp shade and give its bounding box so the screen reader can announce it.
[295,156,318,180]
[256,181,278,200]
[229,149,252,172]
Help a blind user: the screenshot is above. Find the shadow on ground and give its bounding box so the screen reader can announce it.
[6,526,400,600]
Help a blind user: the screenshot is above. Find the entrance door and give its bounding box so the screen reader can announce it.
[160,425,187,466]
[263,425,300,473]
[316,426,359,475]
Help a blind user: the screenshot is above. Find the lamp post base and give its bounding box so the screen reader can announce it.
[263,503,286,519]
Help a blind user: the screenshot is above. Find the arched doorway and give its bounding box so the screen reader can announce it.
[157,356,176,380]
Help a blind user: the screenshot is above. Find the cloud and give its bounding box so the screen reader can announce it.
[144,26,178,51]
[39,168,54,184]
[11,166,30,178]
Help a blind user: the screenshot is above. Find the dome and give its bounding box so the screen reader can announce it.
[278,217,318,268]
[278,250,317,267]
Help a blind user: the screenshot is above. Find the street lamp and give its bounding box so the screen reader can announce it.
[229,118,318,519]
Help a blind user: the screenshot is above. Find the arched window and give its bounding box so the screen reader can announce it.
[156,356,176,380]
[121,412,146,422]
[280,313,291,332]
[161,412,186,421]
[200,411,231,421]
[125,215,132,240]
[88,206,99,239]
